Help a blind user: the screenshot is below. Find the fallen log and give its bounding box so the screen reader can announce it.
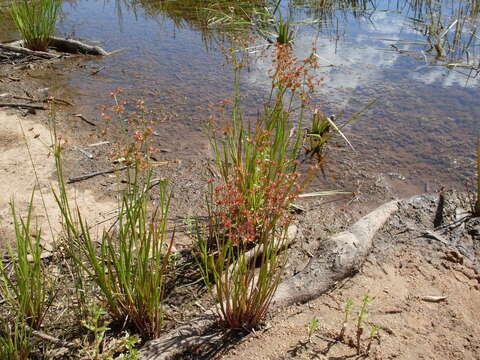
[271,200,399,308]
[139,200,399,360]
[0,43,57,59]
[49,37,109,56]
[1,37,108,58]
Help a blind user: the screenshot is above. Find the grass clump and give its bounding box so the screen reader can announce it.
[196,43,321,329]
[51,106,174,340]
[0,192,56,358]
[0,319,32,360]
[0,195,56,330]
[306,98,378,161]
[10,0,60,51]
[306,110,332,160]
[67,172,173,340]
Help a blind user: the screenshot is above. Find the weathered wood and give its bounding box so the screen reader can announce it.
[49,37,108,56]
[0,43,57,59]
[271,200,399,309]
[140,311,218,360]
[0,102,45,110]
[1,37,108,59]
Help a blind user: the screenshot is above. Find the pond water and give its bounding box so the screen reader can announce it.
[1,0,479,192]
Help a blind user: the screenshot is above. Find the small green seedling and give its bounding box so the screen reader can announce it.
[355,294,373,354]
[79,304,140,359]
[307,318,320,342]
[80,304,110,359]
[366,324,383,354]
[337,294,382,355]
[338,299,353,340]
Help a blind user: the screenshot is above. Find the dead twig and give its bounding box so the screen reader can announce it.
[30,328,78,349]
[74,146,94,159]
[89,66,105,76]
[0,102,45,110]
[67,166,128,183]
[73,113,96,126]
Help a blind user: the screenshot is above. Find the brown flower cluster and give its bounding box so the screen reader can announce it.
[212,162,299,247]
[270,43,321,100]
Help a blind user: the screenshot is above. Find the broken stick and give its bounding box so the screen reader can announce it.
[73,113,96,126]
[0,102,45,110]
[67,166,128,183]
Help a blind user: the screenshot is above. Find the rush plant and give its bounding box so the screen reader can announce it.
[0,318,32,360]
[10,0,61,51]
[306,98,378,160]
[276,14,294,45]
[51,105,174,340]
[0,192,56,331]
[306,110,332,160]
[197,43,321,329]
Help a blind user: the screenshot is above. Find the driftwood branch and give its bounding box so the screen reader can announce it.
[49,37,109,56]
[67,166,128,184]
[141,311,218,360]
[1,37,108,59]
[0,43,58,59]
[271,200,399,309]
[0,102,45,110]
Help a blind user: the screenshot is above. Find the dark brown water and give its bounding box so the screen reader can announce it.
[1,0,479,192]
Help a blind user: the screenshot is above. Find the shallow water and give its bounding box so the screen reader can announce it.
[1,0,479,192]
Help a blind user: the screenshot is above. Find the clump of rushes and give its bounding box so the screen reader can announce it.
[306,109,332,160]
[0,319,32,360]
[306,98,378,161]
[10,0,61,51]
[276,14,294,45]
[52,100,174,340]
[197,43,321,329]
[0,192,56,331]
[0,191,56,359]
